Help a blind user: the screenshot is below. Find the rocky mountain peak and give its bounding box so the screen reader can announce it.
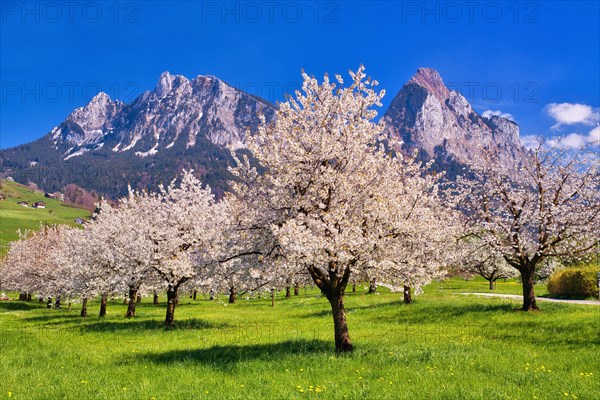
[90,91,112,105]
[383,67,527,176]
[155,71,192,97]
[408,67,450,101]
[62,91,120,146]
[156,71,173,95]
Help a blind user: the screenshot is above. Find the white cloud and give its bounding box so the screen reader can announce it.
[546,125,600,149]
[520,134,543,150]
[482,110,515,121]
[588,125,600,145]
[550,133,588,148]
[545,103,599,129]
[521,125,599,151]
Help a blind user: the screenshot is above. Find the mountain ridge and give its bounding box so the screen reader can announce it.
[1,68,526,197]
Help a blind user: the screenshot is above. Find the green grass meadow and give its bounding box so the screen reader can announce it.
[0,278,598,400]
[0,180,90,256]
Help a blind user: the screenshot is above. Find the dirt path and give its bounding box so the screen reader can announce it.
[456,292,600,305]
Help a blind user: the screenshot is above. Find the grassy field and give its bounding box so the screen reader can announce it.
[0,180,90,256]
[0,277,598,400]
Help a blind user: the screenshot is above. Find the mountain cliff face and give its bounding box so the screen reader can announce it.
[1,72,276,197]
[53,71,275,159]
[382,68,527,175]
[1,68,527,197]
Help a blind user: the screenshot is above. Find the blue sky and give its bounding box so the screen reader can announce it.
[1,1,599,149]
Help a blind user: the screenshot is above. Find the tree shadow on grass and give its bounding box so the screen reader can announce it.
[82,317,229,333]
[301,309,331,319]
[135,339,332,369]
[363,301,516,325]
[493,319,600,348]
[19,315,229,333]
[0,301,44,312]
[23,312,91,324]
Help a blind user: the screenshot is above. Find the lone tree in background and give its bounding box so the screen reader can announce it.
[459,239,516,290]
[230,66,445,352]
[456,145,599,310]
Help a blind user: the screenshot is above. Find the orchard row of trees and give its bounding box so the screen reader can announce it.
[1,66,598,352]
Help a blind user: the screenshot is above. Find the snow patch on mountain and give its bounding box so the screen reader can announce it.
[135,143,159,158]
[64,147,90,160]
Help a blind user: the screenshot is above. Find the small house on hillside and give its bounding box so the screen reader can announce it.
[75,217,86,224]
[17,201,29,207]
[44,192,55,199]
[33,201,46,209]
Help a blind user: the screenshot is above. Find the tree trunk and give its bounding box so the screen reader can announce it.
[368,279,377,294]
[403,285,412,304]
[46,297,52,308]
[54,295,61,309]
[209,290,215,301]
[271,289,275,308]
[520,268,539,311]
[285,286,291,299]
[26,292,32,301]
[193,289,197,300]
[294,285,299,296]
[18,292,26,301]
[99,293,108,317]
[308,264,353,352]
[328,291,353,352]
[80,297,88,317]
[125,288,137,318]
[136,294,141,303]
[123,293,128,304]
[153,290,159,305]
[228,286,236,304]
[38,296,44,303]
[352,283,356,293]
[489,279,495,290]
[165,285,178,328]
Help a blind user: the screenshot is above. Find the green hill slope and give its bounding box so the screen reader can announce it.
[0,180,91,256]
